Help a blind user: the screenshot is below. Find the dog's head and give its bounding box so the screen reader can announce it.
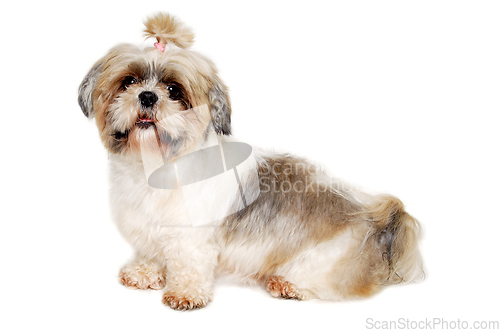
[78,13,231,158]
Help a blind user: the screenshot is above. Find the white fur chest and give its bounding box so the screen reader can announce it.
[107,154,190,258]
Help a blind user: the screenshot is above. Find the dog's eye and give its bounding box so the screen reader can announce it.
[122,76,138,89]
[167,84,183,101]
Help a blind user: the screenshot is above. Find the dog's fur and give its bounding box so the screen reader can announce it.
[78,12,423,310]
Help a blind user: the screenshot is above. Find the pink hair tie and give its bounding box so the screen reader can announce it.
[154,42,165,52]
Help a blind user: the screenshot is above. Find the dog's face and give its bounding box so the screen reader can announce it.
[79,43,231,159]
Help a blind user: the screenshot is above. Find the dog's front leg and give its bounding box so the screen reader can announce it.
[119,254,166,290]
[161,228,219,310]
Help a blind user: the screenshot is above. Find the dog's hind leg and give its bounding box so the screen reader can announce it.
[266,275,306,300]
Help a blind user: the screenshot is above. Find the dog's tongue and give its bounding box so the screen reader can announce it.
[139,118,154,123]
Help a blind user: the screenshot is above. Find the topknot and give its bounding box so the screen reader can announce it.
[143,12,195,49]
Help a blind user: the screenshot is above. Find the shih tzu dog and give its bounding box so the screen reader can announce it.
[78,12,423,310]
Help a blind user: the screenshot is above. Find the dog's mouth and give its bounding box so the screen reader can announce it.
[136,114,155,129]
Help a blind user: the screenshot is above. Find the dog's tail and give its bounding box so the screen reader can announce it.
[360,195,424,284]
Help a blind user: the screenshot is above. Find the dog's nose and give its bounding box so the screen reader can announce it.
[139,91,158,108]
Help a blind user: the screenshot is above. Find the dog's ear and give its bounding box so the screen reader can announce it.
[209,77,232,135]
[78,61,103,118]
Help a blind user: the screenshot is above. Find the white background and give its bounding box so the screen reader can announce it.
[1,1,499,332]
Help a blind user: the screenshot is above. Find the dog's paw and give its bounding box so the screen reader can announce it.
[266,275,305,300]
[162,292,210,311]
[119,261,166,290]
